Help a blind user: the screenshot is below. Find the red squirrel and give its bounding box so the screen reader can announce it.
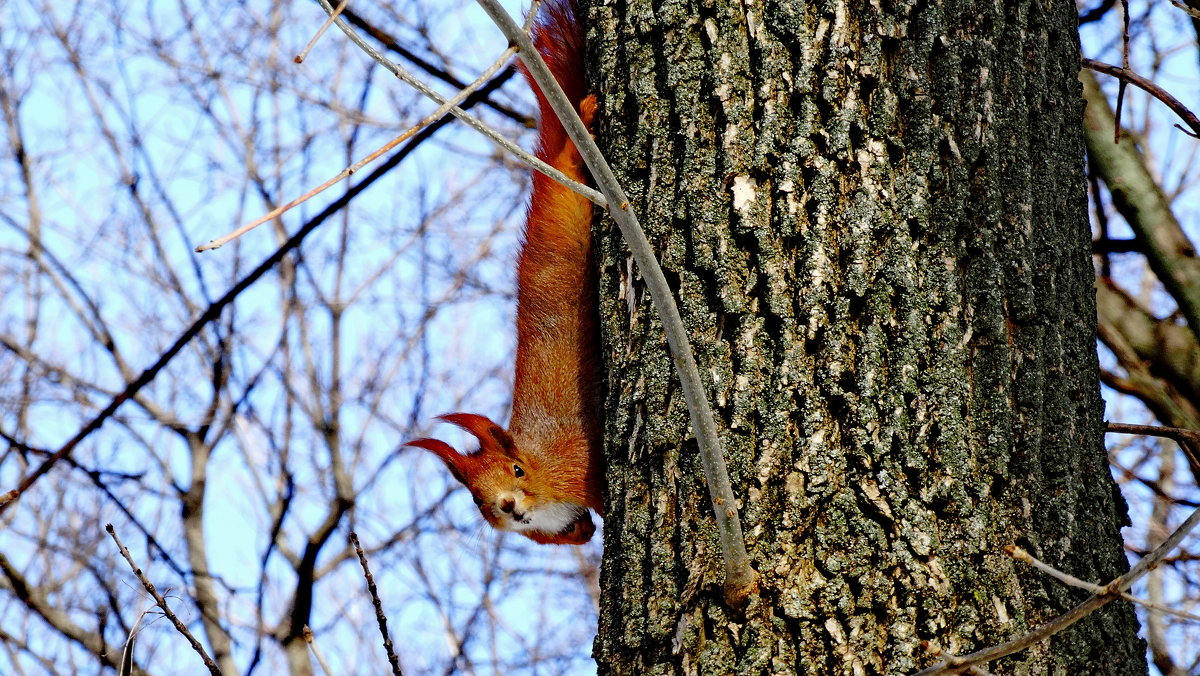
[406,0,603,545]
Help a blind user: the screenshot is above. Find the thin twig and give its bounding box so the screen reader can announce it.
[119,606,152,676]
[351,532,403,676]
[1082,58,1200,139]
[1169,0,1200,20]
[920,646,999,676]
[106,524,222,676]
[303,625,334,676]
[0,428,194,579]
[197,34,518,251]
[473,0,759,606]
[312,0,603,206]
[119,633,135,676]
[913,502,1200,674]
[1006,545,1200,622]
[0,77,500,515]
[1114,0,1130,142]
[1106,422,1200,475]
[339,7,530,125]
[295,0,348,63]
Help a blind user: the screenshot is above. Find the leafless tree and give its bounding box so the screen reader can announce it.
[0,1,597,674]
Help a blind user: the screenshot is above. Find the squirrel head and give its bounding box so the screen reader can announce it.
[406,413,594,544]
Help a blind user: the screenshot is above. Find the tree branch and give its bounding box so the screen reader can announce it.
[107,524,222,675]
[312,0,603,206]
[1107,422,1200,472]
[0,71,505,515]
[1081,70,1200,347]
[1082,58,1200,139]
[915,499,1200,674]
[339,7,531,125]
[351,532,404,676]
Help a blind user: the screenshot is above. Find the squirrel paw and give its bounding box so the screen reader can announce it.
[578,94,597,133]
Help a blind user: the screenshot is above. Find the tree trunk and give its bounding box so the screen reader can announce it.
[590,0,1144,673]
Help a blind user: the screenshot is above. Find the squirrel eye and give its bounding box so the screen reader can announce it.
[513,464,525,478]
[471,495,484,507]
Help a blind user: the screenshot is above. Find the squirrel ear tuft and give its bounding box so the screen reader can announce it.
[405,438,469,485]
[438,413,519,459]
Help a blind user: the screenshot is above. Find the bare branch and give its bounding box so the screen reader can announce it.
[914,500,1200,674]
[1169,0,1200,21]
[106,523,222,676]
[1006,545,1200,622]
[295,0,349,64]
[0,549,129,672]
[303,625,334,676]
[312,0,603,206]
[351,532,404,676]
[1082,58,1200,139]
[0,84,482,514]
[1107,422,1200,474]
[339,8,530,124]
[196,21,520,252]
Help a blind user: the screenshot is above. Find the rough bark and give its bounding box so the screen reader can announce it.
[590,0,1144,673]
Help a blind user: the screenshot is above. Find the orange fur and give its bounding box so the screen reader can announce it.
[406,0,602,546]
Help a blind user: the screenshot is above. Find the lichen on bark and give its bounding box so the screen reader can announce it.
[590,0,1145,673]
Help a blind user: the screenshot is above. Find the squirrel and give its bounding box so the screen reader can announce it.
[406,0,603,546]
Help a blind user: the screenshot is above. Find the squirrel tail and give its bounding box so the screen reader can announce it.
[522,0,586,165]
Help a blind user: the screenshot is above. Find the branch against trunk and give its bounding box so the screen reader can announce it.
[1081,70,1200,346]
[1095,281,1200,428]
[1096,282,1200,401]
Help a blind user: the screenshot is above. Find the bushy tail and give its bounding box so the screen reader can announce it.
[522,0,586,165]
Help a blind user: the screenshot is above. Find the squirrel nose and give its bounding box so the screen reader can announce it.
[499,498,515,513]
